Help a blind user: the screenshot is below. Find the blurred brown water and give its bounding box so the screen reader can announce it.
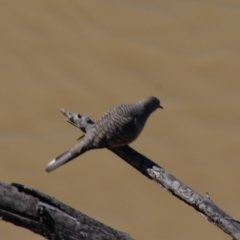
[0,1,240,239]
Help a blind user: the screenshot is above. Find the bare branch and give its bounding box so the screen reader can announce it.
[61,109,240,240]
[0,182,133,240]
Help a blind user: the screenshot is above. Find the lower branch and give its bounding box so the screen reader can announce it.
[0,182,132,240]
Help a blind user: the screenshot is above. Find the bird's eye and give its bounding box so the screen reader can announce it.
[78,114,81,118]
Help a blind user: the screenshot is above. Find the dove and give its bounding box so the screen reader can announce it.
[46,96,163,172]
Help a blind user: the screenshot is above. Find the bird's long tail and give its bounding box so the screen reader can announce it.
[46,141,86,173]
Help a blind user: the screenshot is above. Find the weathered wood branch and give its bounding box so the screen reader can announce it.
[0,182,132,240]
[1,108,239,239]
[60,109,240,240]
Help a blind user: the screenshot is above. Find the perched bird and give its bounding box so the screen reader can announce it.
[46,96,163,172]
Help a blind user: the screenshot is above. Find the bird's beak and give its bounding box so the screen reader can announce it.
[159,105,163,109]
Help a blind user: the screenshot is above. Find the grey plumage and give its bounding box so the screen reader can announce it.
[46,96,163,172]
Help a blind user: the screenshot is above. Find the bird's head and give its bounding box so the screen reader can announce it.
[142,96,163,114]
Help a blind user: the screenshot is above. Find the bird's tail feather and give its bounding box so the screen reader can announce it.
[45,151,74,172]
[46,141,86,173]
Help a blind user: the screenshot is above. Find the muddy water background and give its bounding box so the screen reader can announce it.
[1,1,240,239]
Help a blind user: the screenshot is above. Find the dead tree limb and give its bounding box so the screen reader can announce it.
[0,182,132,240]
[59,109,240,240]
